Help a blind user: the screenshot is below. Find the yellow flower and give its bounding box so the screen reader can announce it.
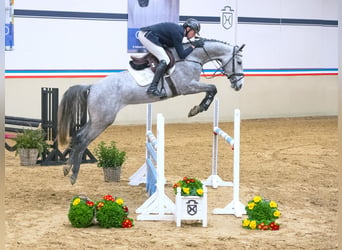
[196,189,203,195]
[242,219,250,227]
[182,187,190,194]
[273,210,281,217]
[116,198,124,205]
[269,201,277,208]
[253,196,262,203]
[72,198,81,206]
[249,220,257,229]
[248,202,255,210]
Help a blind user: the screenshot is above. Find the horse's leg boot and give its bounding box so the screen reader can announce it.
[147,60,167,97]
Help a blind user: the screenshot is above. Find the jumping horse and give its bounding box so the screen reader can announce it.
[58,38,245,184]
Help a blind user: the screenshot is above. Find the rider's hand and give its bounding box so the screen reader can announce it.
[191,39,204,48]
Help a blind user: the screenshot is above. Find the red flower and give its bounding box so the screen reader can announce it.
[122,218,133,228]
[183,176,188,181]
[86,201,94,207]
[122,205,129,213]
[103,195,115,201]
[271,224,280,230]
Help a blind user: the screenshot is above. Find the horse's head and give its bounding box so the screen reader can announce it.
[221,44,245,91]
[196,40,245,91]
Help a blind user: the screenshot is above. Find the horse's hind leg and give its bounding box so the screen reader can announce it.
[67,122,111,185]
[188,86,217,117]
[63,165,72,176]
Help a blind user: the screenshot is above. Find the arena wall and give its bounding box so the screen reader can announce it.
[4,0,338,124]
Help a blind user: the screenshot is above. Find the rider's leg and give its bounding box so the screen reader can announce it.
[137,31,170,96]
[146,60,167,96]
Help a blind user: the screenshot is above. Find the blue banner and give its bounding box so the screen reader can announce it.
[5,0,14,50]
[5,23,14,49]
[127,0,179,53]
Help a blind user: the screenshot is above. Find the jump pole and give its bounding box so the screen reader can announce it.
[203,98,245,217]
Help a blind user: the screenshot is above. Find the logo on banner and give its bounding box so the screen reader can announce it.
[221,6,234,30]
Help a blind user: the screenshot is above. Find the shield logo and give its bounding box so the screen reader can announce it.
[186,200,198,216]
[221,6,234,30]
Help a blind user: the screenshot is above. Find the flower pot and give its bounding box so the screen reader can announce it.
[18,148,39,166]
[175,186,208,227]
[102,167,121,182]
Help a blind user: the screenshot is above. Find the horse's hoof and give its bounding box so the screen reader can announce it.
[70,176,76,185]
[63,166,70,176]
[188,106,202,117]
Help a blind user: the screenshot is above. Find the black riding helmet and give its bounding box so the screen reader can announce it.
[183,18,201,36]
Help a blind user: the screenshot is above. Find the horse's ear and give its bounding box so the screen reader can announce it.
[238,44,246,52]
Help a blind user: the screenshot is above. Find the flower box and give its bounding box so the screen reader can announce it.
[175,186,208,227]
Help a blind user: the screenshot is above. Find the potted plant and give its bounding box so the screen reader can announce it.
[95,194,134,228]
[242,196,281,230]
[13,128,49,166]
[67,194,134,228]
[94,141,127,182]
[173,176,208,227]
[68,195,95,228]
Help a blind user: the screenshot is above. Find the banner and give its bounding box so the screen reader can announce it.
[5,0,14,50]
[127,0,179,53]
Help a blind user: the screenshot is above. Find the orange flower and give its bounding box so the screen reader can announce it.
[97,202,104,210]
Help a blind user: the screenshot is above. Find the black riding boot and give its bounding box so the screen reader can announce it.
[147,60,167,97]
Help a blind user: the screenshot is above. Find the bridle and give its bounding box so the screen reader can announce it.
[202,44,245,88]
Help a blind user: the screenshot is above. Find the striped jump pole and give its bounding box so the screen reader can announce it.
[203,98,246,217]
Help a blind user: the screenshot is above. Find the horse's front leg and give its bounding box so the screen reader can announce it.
[188,85,217,117]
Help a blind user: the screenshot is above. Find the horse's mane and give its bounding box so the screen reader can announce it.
[184,37,232,46]
[201,38,232,46]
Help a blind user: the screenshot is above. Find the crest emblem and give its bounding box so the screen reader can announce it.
[221,6,234,30]
[186,200,198,216]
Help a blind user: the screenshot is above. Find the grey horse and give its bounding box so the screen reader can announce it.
[58,38,245,184]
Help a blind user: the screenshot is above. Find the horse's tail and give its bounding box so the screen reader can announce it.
[58,85,90,145]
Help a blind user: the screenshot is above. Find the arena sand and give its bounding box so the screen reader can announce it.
[5,116,338,249]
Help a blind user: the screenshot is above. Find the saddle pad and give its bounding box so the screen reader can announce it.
[128,66,176,87]
[128,68,154,86]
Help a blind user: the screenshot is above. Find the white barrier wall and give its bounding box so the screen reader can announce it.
[4,0,338,124]
[5,75,337,124]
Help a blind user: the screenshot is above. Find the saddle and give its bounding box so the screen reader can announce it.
[129,48,175,73]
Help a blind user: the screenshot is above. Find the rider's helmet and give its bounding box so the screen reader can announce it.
[183,18,201,35]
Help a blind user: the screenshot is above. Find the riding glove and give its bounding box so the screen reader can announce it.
[191,40,204,48]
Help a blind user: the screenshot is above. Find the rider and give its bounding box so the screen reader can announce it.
[137,18,204,97]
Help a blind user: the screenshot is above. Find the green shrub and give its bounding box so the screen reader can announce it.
[68,196,95,228]
[94,141,126,168]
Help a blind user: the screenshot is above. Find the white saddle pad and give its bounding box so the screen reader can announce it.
[128,66,175,87]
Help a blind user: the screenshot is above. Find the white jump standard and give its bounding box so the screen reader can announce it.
[203,98,246,217]
[135,111,175,221]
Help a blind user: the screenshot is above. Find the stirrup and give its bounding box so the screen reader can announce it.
[147,87,162,97]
